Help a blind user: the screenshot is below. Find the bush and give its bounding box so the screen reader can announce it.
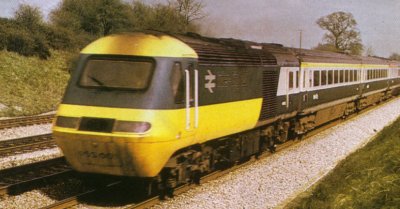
[5,27,51,59]
[45,25,77,50]
[6,28,35,56]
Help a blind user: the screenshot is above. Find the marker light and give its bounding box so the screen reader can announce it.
[114,121,151,133]
[55,116,79,129]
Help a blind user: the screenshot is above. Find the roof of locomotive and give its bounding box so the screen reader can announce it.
[81,32,198,58]
[175,33,283,67]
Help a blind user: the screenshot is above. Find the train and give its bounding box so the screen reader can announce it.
[52,31,400,185]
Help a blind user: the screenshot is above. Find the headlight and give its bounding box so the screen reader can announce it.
[55,116,79,128]
[114,121,151,133]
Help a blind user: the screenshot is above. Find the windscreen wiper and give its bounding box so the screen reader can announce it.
[88,75,105,86]
[87,75,113,91]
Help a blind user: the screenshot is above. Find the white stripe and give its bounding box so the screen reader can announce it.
[185,69,190,130]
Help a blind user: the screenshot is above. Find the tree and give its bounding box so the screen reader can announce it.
[171,0,206,27]
[316,11,363,55]
[2,4,51,59]
[147,4,186,33]
[51,0,133,36]
[364,46,375,57]
[14,4,44,31]
[389,53,400,61]
[130,1,201,33]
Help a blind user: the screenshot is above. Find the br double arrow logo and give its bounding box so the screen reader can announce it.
[205,70,216,93]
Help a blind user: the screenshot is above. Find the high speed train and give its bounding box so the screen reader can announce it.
[52,31,400,184]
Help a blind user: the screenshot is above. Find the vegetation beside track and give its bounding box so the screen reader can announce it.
[0,50,71,117]
[285,116,400,208]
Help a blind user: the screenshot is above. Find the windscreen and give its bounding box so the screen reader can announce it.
[79,58,154,90]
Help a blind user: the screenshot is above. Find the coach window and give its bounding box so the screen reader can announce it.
[354,70,358,81]
[344,70,349,82]
[321,70,327,85]
[296,71,299,88]
[355,70,359,81]
[349,70,354,82]
[303,70,311,88]
[328,70,333,85]
[340,70,345,83]
[171,62,184,103]
[333,70,338,84]
[289,71,294,89]
[313,70,320,87]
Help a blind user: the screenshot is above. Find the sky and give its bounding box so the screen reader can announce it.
[1,0,399,57]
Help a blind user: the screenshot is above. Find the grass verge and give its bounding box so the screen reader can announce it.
[0,50,71,117]
[285,116,400,208]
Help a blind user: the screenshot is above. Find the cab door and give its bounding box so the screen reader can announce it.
[171,62,198,140]
[183,63,199,132]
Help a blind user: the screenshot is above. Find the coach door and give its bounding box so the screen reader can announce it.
[298,67,308,111]
[287,67,301,112]
[184,63,199,132]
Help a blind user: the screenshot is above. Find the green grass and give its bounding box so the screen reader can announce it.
[285,116,400,209]
[0,50,71,117]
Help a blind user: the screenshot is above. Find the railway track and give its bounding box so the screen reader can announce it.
[40,180,123,209]
[0,157,71,196]
[36,135,312,209]
[0,156,123,209]
[0,134,56,158]
[0,114,55,130]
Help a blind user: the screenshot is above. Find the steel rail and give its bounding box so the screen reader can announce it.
[0,157,71,196]
[0,114,55,130]
[0,134,56,158]
[40,181,123,209]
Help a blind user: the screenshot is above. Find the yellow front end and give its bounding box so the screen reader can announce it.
[53,104,195,177]
[53,98,263,177]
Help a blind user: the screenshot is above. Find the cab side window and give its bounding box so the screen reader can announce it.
[171,62,184,104]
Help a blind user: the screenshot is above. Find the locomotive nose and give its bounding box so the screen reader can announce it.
[55,116,152,134]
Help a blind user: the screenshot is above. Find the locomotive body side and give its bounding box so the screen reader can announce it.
[53,33,266,177]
